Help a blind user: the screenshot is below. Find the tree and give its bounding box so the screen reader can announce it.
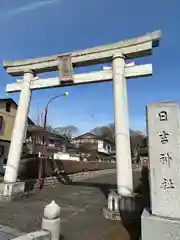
[53,125,78,139]
[46,125,55,133]
[91,123,146,159]
[91,123,114,142]
[130,130,146,159]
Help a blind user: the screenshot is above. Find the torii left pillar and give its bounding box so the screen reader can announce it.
[3,71,34,200]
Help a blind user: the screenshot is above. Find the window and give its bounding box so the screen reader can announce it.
[5,102,11,112]
[3,158,7,165]
[0,116,3,130]
[0,145,4,157]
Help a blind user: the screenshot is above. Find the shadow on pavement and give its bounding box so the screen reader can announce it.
[60,234,66,240]
[65,181,116,199]
[120,165,150,240]
[62,166,150,240]
[24,165,149,240]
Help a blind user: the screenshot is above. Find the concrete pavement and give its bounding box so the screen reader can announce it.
[0,225,24,239]
[0,167,142,239]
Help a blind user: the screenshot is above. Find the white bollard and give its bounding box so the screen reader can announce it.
[42,200,61,240]
[114,196,120,212]
[108,194,113,211]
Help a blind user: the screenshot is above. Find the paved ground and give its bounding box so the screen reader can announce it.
[0,168,142,240]
[0,225,24,239]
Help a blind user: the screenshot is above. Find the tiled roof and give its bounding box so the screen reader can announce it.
[73,132,114,144]
[27,125,65,140]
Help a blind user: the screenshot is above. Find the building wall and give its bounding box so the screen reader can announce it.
[73,136,113,155]
[0,140,10,175]
[0,101,17,141]
[26,132,66,156]
[97,140,112,154]
[0,102,16,174]
[54,152,80,161]
[0,100,34,174]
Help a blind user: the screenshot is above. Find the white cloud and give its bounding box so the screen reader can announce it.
[2,0,59,17]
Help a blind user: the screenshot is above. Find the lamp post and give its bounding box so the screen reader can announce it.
[91,113,97,132]
[38,92,69,189]
[43,92,69,131]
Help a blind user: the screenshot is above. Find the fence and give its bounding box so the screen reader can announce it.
[18,158,116,180]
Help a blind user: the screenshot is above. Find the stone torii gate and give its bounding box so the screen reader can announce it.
[2,30,161,201]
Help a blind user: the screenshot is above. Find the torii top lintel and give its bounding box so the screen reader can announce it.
[3,30,161,76]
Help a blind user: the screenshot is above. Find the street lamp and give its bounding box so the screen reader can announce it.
[91,113,98,133]
[43,92,69,131]
[38,92,69,189]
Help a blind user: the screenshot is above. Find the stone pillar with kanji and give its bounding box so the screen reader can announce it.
[142,102,180,240]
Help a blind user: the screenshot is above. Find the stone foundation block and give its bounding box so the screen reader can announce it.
[141,208,180,240]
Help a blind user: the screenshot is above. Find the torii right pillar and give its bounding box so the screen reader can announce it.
[104,52,136,221]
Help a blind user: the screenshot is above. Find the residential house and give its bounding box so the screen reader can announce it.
[72,132,114,161]
[26,125,81,161]
[0,98,79,178]
[0,98,35,174]
[26,125,67,157]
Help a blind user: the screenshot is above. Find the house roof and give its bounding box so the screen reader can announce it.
[0,98,35,125]
[27,125,44,133]
[27,125,65,140]
[0,98,17,105]
[73,132,100,139]
[73,132,114,144]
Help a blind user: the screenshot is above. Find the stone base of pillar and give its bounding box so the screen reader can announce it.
[103,191,141,222]
[0,182,28,201]
[103,207,122,221]
[141,208,180,240]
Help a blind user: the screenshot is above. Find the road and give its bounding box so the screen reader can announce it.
[0,168,141,240]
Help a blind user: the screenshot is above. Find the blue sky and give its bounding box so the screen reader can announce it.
[0,0,179,134]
